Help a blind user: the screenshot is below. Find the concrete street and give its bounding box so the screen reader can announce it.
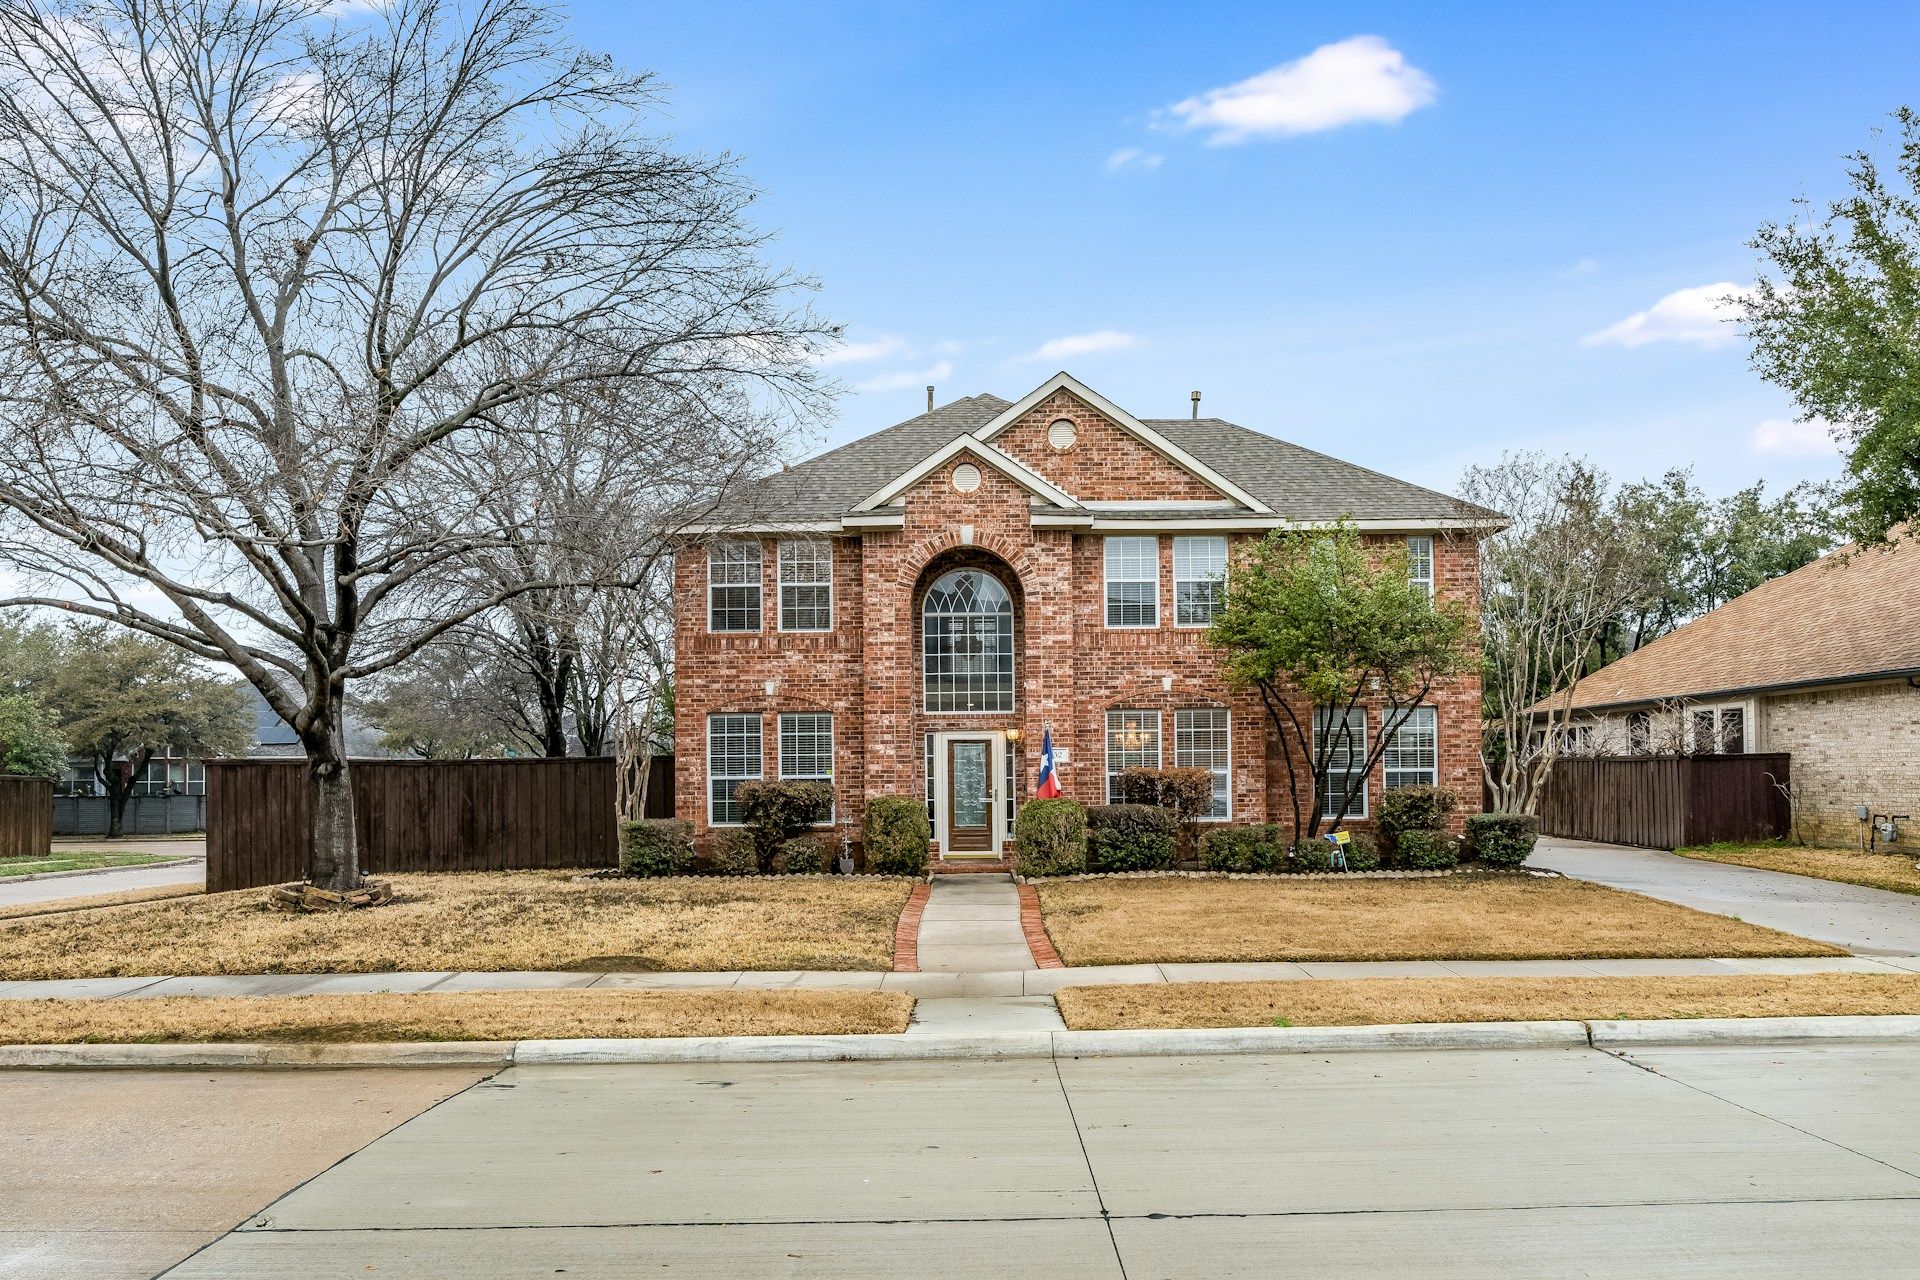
[0,838,205,911]
[1532,836,1920,955]
[4,1040,1908,1277]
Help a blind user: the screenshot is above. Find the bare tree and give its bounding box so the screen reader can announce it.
[1460,454,1654,814]
[0,0,831,893]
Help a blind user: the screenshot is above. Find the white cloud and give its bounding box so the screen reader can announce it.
[1583,283,1749,349]
[816,334,908,366]
[855,360,954,394]
[1020,330,1141,363]
[1105,147,1164,174]
[1161,35,1437,144]
[1752,418,1838,457]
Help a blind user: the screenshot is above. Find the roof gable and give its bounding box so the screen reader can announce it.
[852,434,1081,512]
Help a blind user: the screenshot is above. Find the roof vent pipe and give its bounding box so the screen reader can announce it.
[1190,390,1202,419]
[927,385,935,414]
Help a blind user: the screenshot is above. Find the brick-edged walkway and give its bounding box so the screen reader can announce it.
[891,883,931,972]
[911,876,1035,972]
[1017,883,1065,968]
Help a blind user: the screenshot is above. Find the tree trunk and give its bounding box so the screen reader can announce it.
[304,718,361,893]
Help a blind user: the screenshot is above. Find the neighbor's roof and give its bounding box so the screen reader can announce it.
[727,389,1494,529]
[1539,533,1920,713]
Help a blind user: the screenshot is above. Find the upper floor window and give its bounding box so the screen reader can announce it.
[1173,536,1227,627]
[1382,706,1437,790]
[1104,536,1159,628]
[923,569,1014,713]
[1174,708,1231,819]
[1105,709,1162,803]
[1406,536,1434,599]
[708,540,761,632]
[1314,707,1368,820]
[707,713,762,825]
[778,540,832,631]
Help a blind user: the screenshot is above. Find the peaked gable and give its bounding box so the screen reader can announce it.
[993,388,1235,504]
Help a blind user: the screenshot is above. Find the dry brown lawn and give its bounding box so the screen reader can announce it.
[0,872,914,980]
[0,988,912,1044]
[1033,874,1841,965]
[0,884,202,922]
[1057,973,1920,1030]
[1678,843,1920,897]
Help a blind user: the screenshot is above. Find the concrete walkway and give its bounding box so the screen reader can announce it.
[912,875,1035,973]
[1532,836,1920,956]
[1,837,206,911]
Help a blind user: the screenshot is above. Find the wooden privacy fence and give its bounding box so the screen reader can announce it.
[1538,753,1792,850]
[207,758,618,892]
[0,775,53,859]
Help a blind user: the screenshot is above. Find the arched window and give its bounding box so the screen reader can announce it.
[922,569,1014,713]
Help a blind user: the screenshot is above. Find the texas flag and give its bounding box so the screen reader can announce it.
[1035,727,1062,799]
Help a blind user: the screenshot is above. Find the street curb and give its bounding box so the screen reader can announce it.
[0,857,201,884]
[14,1015,1920,1069]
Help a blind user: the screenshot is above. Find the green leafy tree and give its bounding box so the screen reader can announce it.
[0,693,66,778]
[1209,524,1474,844]
[1741,106,1920,545]
[45,626,253,837]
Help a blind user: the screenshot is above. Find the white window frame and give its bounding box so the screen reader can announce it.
[1406,535,1434,600]
[1686,702,1751,754]
[1174,707,1231,820]
[706,713,762,826]
[1104,709,1162,803]
[777,712,834,823]
[1314,707,1369,820]
[1382,706,1437,790]
[1104,536,1160,629]
[1173,536,1227,628]
[777,540,832,632]
[707,540,762,633]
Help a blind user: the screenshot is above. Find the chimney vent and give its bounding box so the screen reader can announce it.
[1190,390,1202,419]
[926,385,935,414]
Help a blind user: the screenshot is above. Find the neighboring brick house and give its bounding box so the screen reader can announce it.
[673,371,1491,861]
[1539,533,1920,852]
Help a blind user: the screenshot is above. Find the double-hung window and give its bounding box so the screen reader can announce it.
[1382,706,1437,790]
[777,540,832,631]
[778,712,833,822]
[707,714,762,825]
[1406,536,1434,600]
[1173,536,1227,627]
[708,540,762,632]
[1104,709,1161,803]
[1314,707,1369,820]
[1174,708,1231,820]
[1104,536,1159,628]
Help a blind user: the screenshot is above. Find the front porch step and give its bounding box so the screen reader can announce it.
[929,859,1012,876]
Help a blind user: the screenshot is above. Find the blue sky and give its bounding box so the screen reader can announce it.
[570,1,1918,497]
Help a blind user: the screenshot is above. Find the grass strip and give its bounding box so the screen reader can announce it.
[0,852,178,878]
[1677,842,1920,898]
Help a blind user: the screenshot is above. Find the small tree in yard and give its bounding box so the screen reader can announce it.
[1209,524,1472,846]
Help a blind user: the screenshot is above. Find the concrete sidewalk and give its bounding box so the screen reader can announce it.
[912,875,1036,972]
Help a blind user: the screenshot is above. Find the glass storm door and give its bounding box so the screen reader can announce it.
[946,740,994,852]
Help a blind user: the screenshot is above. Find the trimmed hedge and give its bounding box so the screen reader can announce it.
[1197,823,1285,873]
[1466,813,1539,867]
[1289,841,1335,873]
[774,835,832,875]
[620,818,694,878]
[1015,798,1087,877]
[1086,804,1178,872]
[735,779,834,871]
[863,795,931,876]
[1377,784,1456,857]
[708,828,759,876]
[1344,833,1381,871]
[1118,766,1216,851]
[1396,829,1459,870]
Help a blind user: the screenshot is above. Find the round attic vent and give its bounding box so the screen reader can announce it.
[1047,417,1078,450]
[951,462,982,493]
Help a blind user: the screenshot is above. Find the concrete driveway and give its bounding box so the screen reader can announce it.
[0,839,205,911]
[1531,836,1920,955]
[104,1041,1920,1277]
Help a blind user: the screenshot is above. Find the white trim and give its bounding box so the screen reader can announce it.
[775,538,833,633]
[1381,704,1438,790]
[1174,706,1233,822]
[683,519,842,535]
[1104,709,1164,803]
[1172,534,1228,629]
[706,539,763,634]
[1103,535,1160,630]
[776,711,835,825]
[1314,707,1370,821]
[1081,499,1241,511]
[930,730,1009,857]
[705,712,763,827]
[853,434,1082,512]
[1028,513,1494,533]
[1405,535,1435,600]
[971,372,1275,515]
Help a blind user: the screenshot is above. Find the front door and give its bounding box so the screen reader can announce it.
[945,739,994,852]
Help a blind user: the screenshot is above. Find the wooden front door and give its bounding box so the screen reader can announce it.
[945,739,994,852]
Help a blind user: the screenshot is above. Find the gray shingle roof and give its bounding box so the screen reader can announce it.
[728,393,1490,526]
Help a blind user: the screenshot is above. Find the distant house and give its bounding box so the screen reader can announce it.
[245,687,389,758]
[1538,535,1920,849]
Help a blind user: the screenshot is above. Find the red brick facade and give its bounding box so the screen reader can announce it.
[673,391,1483,858]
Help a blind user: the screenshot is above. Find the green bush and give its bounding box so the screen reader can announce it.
[734,779,834,871]
[707,829,759,876]
[1289,841,1335,873]
[1465,813,1539,867]
[1086,804,1178,872]
[1118,766,1217,853]
[1397,829,1459,870]
[620,818,694,878]
[862,795,930,876]
[1197,823,1284,873]
[1344,833,1381,871]
[1377,784,1456,855]
[774,835,832,875]
[1014,798,1087,877]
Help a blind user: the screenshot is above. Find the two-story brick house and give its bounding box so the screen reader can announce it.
[673,372,1489,861]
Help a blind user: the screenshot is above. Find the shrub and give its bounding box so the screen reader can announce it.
[1197,823,1284,873]
[1377,784,1457,855]
[1466,813,1539,867]
[734,779,834,871]
[1289,841,1334,872]
[1344,833,1381,872]
[1396,829,1459,870]
[863,795,930,876]
[1014,798,1087,877]
[1086,804,1178,872]
[707,829,759,876]
[774,835,832,875]
[1118,766,1216,854]
[620,818,694,878]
